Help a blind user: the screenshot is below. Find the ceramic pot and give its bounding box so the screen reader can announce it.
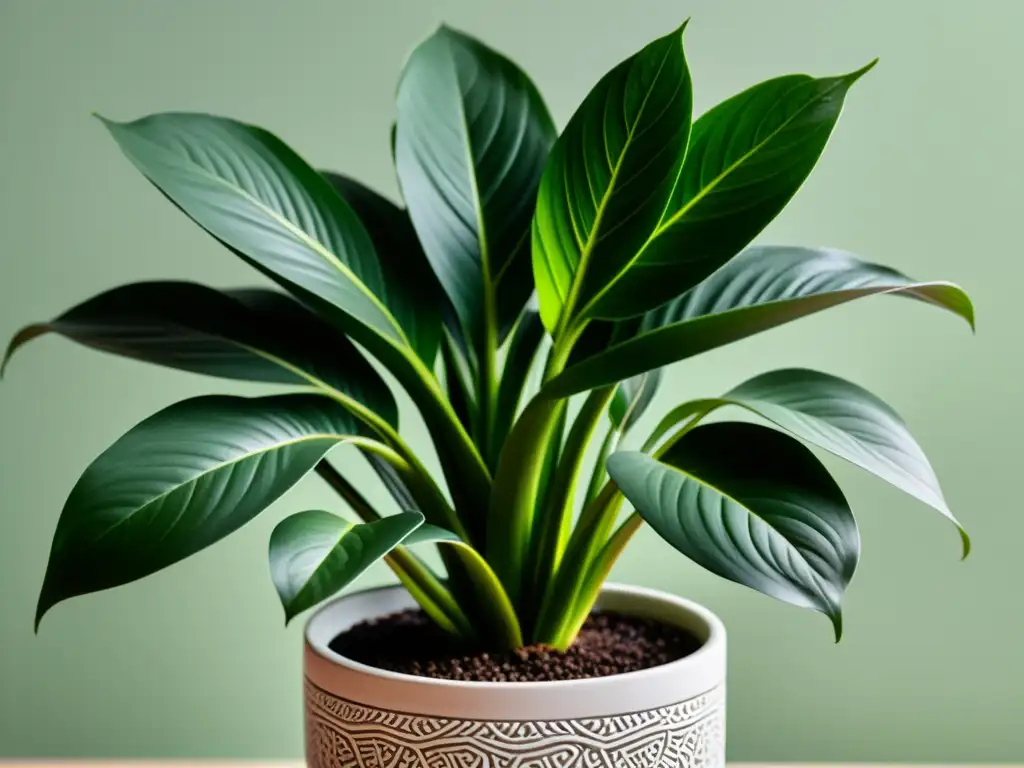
[304,582,726,768]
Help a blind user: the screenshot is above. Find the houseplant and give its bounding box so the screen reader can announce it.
[6,18,974,768]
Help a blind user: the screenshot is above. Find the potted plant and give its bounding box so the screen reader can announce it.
[6,20,973,768]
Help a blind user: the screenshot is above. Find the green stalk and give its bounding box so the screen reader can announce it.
[314,461,473,639]
[528,386,614,620]
[583,421,616,509]
[553,513,644,648]
[281,334,492,541]
[346,436,468,545]
[431,538,524,649]
[538,407,711,645]
[533,483,624,641]
[440,333,479,441]
[478,295,500,473]
[486,325,584,611]
[486,395,565,607]
[389,347,494,544]
[491,310,545,466]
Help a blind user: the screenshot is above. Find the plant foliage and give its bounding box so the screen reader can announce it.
[7,22,973,649]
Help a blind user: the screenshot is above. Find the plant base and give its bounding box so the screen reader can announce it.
[304,583,726,768]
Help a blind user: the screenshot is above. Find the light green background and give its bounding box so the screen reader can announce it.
[0,0,1019,761]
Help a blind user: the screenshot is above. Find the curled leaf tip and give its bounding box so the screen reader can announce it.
[848,58,880,82]
[959,528,972,561]
[830,610,844,643]
[2,324,45,380]
[34,600,50,635]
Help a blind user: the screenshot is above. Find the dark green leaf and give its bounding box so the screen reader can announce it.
[320,172,443,365]
[647,368,968,556]
[532,22,692,332]
[581,62,876,319]
[395,25,555,347]
[36,393,369,628]
[3,282,398,427]
[608,422,859,638]
[98,113,493,516]
[269,510,425,622]
[547,246,974,396]
[99,113,412,356]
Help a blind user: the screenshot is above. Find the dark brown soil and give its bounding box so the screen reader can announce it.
[329,609,701,682]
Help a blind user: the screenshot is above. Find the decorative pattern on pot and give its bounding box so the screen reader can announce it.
[305,679,724,768]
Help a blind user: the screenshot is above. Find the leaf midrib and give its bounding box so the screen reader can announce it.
[652,457,839,602]
[553,38,677,335]
[89,430,357,546]
[577,75,851,320]
[288,519,357,612]
[115,124,411,351]
[549,280,955,396]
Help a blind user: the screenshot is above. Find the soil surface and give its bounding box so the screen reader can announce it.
[329,609,701,682]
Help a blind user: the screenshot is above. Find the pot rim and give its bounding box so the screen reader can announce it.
[305,581,725,692]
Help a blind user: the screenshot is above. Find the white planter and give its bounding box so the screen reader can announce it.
[304,582,726,768]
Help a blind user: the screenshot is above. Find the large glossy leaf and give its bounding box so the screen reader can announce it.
[581,62,875,320]
[99,113,410,355]
[3,282,397,427]
[547,246,974,396]
[395,26,555,347]
[608,422,859,638]
[320,172,443,365]
[36,393,371,627]
[646,368,968,555]
[269,510,424,622]
[532,22,692,333]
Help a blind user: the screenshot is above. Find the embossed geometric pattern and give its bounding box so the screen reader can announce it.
[305,678,725,768]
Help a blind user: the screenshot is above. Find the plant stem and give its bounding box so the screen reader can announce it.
[583,421,616,509]
[314,461,473,639]
[406,353,494,544]
[441,334,479,440]
[533,483,624,641]
[552,512,644,649]
[478,300,499,471]
[346,437,467,541]
[528,386,614,620]
[536,404,714,645]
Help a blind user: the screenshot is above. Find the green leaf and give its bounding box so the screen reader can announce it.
[97,113,493,516]
[609,370,662,432]
[608,422,859,639]
[99,113,408,352]
[3,282,398,427]
[269,510,425,623]
[547,246,974,396]
[320,172,443,366]
[395,25,556,347]
[581,61,876,320]
[647,368,969,556]
[532,22,692,333]
[36,393,373,628]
